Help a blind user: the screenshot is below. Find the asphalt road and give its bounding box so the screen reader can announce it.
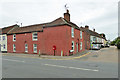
[2,46,118,78]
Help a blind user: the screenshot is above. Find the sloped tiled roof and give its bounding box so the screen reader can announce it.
[8,17,80,34]
[43,17,79,29]
[80,27,102,38]
[8,24,44,34]
[2,24,19,34]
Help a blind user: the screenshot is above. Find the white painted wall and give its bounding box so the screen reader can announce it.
[0,34,7,52]
[90,36,103,49]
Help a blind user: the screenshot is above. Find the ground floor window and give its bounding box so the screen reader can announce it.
[25,44,28,52]
[72,41,74,51]
[33,44,37,53]
[80,42,82,50]
[3,44,5,49]
[13,44,16,52]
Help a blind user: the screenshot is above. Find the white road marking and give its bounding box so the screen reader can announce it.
[44,64,67,68]
[44,64,99,72]
[0,58,25,63]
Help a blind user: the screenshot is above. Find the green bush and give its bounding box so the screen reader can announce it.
[116,39,120,44]
[110,41,116,45]
[116,39,120,49]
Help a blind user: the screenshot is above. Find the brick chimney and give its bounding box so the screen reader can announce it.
[93,29,95,32]
[85,25,89,29]
[64,9,70,22]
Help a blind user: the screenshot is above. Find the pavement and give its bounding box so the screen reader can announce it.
[1,46,118,78]
[2,50,90,60]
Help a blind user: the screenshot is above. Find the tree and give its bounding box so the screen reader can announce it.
[116,39,120,49]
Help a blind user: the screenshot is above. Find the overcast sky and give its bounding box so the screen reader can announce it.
[0,0,119,41]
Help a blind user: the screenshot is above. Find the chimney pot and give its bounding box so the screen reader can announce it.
[85,25,89,29]
[93,29,95,31]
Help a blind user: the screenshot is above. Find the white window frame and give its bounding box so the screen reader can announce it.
[80,42,82,50]
[3,44,5,49]
[33,44,37,53]
[71,27,74,38]
[80,31,82,39]
[93,36,96,41]
[13,44,16,52]
[32,32,38,41]
[13,34,16,41]
[25,44,28,52]
[72,41,74,51]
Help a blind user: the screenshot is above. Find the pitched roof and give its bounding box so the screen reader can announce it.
[8,24,44,34]
[43,17,79,29]
[80,27,102,38]
[2,24,19,34]
[8,17,80,34]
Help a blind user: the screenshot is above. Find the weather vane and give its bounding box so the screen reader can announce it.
[64,4,69,11]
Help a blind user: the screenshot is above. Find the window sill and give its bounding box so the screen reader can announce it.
[33,52,37,53]
[33,39,38,41]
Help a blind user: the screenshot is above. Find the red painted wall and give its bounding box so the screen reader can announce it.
[40,25,70,56]
[7,25,85,56]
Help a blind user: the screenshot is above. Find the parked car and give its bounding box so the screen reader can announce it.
[91,42,102,50]
[105,44,110,48]
[101,44,104,48]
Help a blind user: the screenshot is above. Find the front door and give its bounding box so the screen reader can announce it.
[76,43,78,52]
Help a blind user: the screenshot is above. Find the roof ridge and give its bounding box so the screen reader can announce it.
[21,22,51,28]
[2,24,18,29]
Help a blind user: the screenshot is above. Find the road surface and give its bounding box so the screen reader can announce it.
[2,46,118,78]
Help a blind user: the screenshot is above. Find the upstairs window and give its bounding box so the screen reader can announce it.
[93,37,96,41]
[13,34,16,41]
[32,32,38,41]
[3,36,5,40]
[80,31,82,39]
[13,44,16,52]
[71,27,74,38]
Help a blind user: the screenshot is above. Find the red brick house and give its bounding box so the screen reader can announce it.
[7,10,85,56]
[80,26,103,50]
[80,26,90,50]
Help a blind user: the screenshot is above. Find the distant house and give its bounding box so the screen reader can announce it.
[0,24,19,53]
[80,26,90,50]
[7,10,85,56]
[80,26,102,49]
[100,33,107,47]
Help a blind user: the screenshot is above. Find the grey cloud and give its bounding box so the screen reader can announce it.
[0,0,119,40]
